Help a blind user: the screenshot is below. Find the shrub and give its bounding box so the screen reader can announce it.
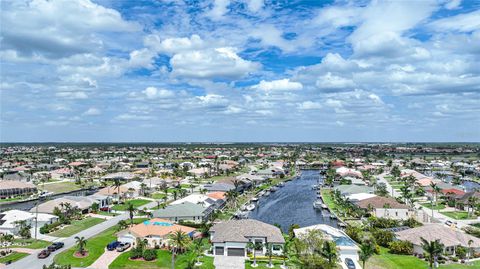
[456,246,467,259]
[372,229,394,247]
[451,257,459,262]
[143,249,157,261]
[389,240,413,255]
[402,217,422,228]
[368,217,399,229]
[130,247,143,259]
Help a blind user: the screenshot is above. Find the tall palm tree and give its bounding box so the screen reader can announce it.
[467,197,478,217]
[247,241,263,267]
[140,183,147,197]
[467,239,474,262]
[75,236,87,255]
[321,241,338,266]
[420,237,444,269]
[264,242,274,268]
[168,230,191,269]
[114,178,122,200]
[127,203,136,226]
[358,242,375,269]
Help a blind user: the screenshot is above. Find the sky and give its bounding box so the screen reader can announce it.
[1,0,479,142]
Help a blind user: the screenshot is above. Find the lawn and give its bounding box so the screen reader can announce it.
[11,238,51,249]
[109,249,214,269]
[49,217,105,237]
[42,182,82,193]
[0,252,29,264]
[441,211,477,220]
[245,260,290,269]
[420,203,446,210]
[151,192,167,200]
[54,218,148,268]
[111,199,151,211]
[320,189,343,216]
[367,247,480,269]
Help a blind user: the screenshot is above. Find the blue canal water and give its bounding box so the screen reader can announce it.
[248,170,338,232]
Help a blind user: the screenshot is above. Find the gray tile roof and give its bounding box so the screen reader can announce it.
[210,219,285,244]
[152,202,208,218]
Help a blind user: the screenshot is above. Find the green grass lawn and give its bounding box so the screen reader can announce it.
[0,196,28,203]
[441,211,477,220]
[151,193,167,200]
[42,182,82,193]
[11,238,51,249]
[321,189,343,216]
[420,203,446,210]
[245,259,290,269]
[109,249,214,269]
[0,252,29,264]
[112,199,151,211]
[367,247,480,269]
[54,218,148,268]
[49,217,105,237]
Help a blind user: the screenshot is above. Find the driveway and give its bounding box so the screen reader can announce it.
[89,248,126,269]
[214,256,245,269]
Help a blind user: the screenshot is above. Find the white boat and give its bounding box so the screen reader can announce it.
[270,186,278,192]
[246,204,256,211]
[264,191,271,197]
[240,205,247,211]
[311,185,318,190]
[250,197,259,203]
[313,200,323,209]
[321,203,329,210]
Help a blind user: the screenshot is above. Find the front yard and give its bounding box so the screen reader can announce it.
[11,238,51,249]
[420,203,446,210]
[111,199,151,211]
[54,218,148,267]
[0,251,29,264]
[441,211,477,220]
[109,249,214,269]
[49,217,105,237]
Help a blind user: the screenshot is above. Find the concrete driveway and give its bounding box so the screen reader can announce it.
[214,256,245,269]
[89,248,127,269]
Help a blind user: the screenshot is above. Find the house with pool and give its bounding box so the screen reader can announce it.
[294,224,360,268]
[117,218,197,248]
[210,219,285,257]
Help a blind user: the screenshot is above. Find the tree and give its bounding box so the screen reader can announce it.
[91,202,99,213]
[264,242,274,268]
[468,239,474,262]
[358,242,375,269]
[75,236,87,256]
[127,203,136,226]
[247,241,263,267]
[117,220,129,231]
[420,237,444,269]
[15,220,32,239]
[140,183,148,197]
[288,223,300,239]
[321,241,338,266]
[168,230,191,269]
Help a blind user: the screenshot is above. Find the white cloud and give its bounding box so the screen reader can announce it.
[251,79,303,91]
[429,10,480,32]
[444,0,462,10]
[142,87,175,99]
[207,0,230,20]
[298,101,322,110]
[55,91,88,99]
[144,34,206,56]
[316,73,355,90]
[170,47,260,79]
[246,0,264,13]
[83,107,101,116]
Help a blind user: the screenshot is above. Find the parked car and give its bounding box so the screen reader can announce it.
[38,249,50,259]
[345,258,355,269]
[47,242,64,252]
[107,241,121,251]
[100,206,110,212]
[445,220,453,226]
[116,242,131,252]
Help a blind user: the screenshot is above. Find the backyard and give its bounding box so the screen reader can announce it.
[42,182,82,193]
[111,199,151,211]
[49,217,105,237]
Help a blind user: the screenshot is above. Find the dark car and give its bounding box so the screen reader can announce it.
[100,206,110,212]
[107,241,121,251]
[116,242,131,252]
[38,249,50,259]
[47,242,65,252]
[345,258,355,269]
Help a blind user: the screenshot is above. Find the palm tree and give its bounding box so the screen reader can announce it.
[383,203,391,218]
[420,237,444,269]
[75,236,87,256]
[321,241,338,266]
[247,241,263,267]
[127,203,136,226]
[140,183,147,197]
[467,239,474,262]
[114,178,122,200]
[467,197,478,217]
[358,242,375,269]
[168,230,191,269]
[264,242,274,268]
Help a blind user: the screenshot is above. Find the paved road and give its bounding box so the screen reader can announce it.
[7,201,157,269]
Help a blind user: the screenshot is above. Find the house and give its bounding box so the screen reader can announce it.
[152,202,213,223]
[171,194,224,210]
[294,224,360,268]
[210,219,285,257]
[395,224,480,256]
[31,196,96,214]
[346,193,377,202]
[203,182,235,193]
[0,180,37,198]
[336,167,363,178]
[334,185,374,197]
[456,191,480,211]
[101,172,136,181]
[117,218,196,248]
[0,210,58,235]
[355,196,412,220]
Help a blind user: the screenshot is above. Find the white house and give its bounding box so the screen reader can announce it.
[355,196,413,220]
[0,210,58,235]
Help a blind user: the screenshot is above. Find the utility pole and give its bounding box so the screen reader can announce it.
[34,201,38,240]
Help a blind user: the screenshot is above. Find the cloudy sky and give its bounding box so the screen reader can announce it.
[1,0,479,142]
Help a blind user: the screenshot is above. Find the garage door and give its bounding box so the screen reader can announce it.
[227,248,245,256]
[215,247,224,255]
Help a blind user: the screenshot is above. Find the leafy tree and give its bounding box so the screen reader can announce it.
[91,202,99,213]
[15,220,31,239]
[321,241,338,266]
[288,223,300,239]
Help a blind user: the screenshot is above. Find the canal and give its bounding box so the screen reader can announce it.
[248,170,338,232]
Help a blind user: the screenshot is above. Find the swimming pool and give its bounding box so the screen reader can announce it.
[333,236,357,247]
[143,220,173,226]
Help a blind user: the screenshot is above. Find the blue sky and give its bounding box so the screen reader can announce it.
[1,0,479,142]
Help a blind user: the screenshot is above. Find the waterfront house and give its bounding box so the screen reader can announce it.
[355,196,412,220]
[31,196,97,214]
[0,209,58,235]
[334,185,374,197]
[171,193,224,210]
[203,182,235,193]
[210,219,285,257]
[395,224,480,256]
[294,224,360,268]
[152,202,213,223]
[0,180,37,199]
[117,218,196,248]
